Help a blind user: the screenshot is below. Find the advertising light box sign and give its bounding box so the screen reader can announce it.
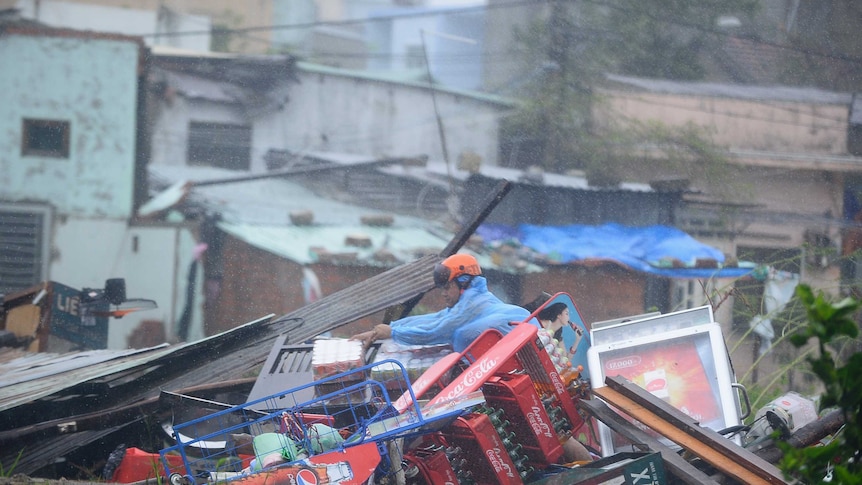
[50,281,108,349]
[587,306,740,455]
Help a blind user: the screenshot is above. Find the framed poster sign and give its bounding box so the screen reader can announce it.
[587,307,740,455]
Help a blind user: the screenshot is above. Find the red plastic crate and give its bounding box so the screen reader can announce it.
[403,446,459,485]
[482,374,564,466]
[441,413,523,485]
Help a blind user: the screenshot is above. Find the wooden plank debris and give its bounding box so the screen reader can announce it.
[592,376,787,485]
[577,398,721,485]
[754,408,845,464]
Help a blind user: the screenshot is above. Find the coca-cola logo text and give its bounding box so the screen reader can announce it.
[444,357,498,400]
[487,448,515,478]
[527,406,554,438]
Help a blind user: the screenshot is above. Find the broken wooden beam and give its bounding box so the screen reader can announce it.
[594,375,787,485]
[755,408,845,464]
[578,397,722,485]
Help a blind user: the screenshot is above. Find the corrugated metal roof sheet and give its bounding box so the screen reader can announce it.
[218,222,448,265]
[147,165,459,266]
[0,346,165,388]
[148,46,511,107]
[0,313,278,414]
[416,159,655,192]
[0,346,174,413]
[148,165,432,228]
[605,73,853,105]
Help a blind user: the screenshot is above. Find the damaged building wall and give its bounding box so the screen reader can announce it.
[265,64,510,168]
[207,233,383,337]
[0,26,202,349]
[0,32,139,218]
[147,56,513,174]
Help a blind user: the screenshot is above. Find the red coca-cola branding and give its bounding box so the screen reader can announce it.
[443,357,498,401]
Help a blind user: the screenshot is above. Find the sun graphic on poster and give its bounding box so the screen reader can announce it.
[602,338,722,424]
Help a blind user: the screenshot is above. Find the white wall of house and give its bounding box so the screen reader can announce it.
[150,97,248,168]
[264,66,507,166]
[149,62,511,172]
[49,219,203,348]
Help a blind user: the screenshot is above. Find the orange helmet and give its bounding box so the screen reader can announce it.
[433,253,482,288]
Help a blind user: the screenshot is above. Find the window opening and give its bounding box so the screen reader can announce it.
[187,121,252,170]
[22,119,70,158]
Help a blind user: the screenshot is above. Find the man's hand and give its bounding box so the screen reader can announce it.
[351,330,376,348]
[350,324,392,348]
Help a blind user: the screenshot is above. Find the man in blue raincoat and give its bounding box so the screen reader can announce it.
[353,253,538,352]
[351,253,592,462]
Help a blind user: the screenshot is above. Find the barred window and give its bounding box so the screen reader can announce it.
[187,121,252,170]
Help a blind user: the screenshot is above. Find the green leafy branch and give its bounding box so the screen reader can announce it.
[777,284,862,484]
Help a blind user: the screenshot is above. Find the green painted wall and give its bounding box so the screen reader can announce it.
[0,33,140,218]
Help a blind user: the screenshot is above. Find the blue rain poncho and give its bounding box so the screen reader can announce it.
[390,276,539,352]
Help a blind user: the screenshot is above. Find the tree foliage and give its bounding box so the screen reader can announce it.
[599,0,757,80]
[778,285,862,484]
[501,0,757,190]
[778,1,862,92]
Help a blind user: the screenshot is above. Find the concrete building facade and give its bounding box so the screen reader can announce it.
[0,18,203,349]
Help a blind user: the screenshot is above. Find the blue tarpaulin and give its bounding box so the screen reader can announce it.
[477,223,753,279]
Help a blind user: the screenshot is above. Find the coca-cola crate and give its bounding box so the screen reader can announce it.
[482,374,564,466]
[441,412,523,485]
[402,444,459,485]
[417,323,585,435]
